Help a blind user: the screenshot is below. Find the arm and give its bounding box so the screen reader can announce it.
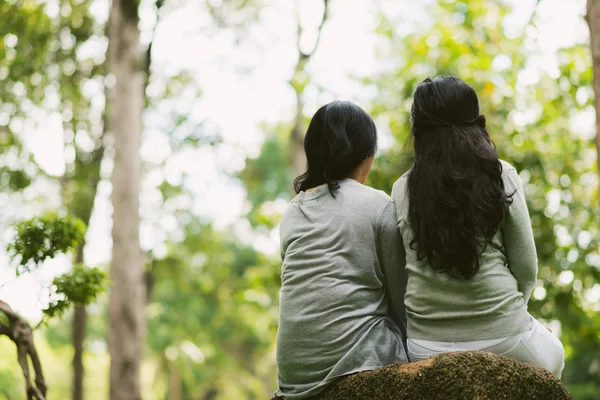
[377,201,408,336]
[502,167,538,305]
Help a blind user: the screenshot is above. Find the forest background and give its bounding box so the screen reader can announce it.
[1,0,599,399]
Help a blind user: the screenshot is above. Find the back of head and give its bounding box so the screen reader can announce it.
[407,76,513,279]
[294,101,377,194]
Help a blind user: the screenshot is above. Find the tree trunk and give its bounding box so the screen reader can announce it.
[291,86,306,178]
[71,247,86,400]
[167,366,182,400]
[72,304,86,400]
[107,0,146,399]
[68,163,104,400]
[588,0,600,178]
[66,120,105,400]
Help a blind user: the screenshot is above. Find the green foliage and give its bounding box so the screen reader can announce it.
[0,0,53,98]
[0,337,27,398]
[0,312,8,328]
[145,218,279,398]
[240,124,294,228]
[207,0,262,31]
[0,166,31,190]
[0,0,596,398]
[566,383,600,400]
[43,266,107,320]
[7,214,86,274]
[1,0,105,199]
[4,213,107,325]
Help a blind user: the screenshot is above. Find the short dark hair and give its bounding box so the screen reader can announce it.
[294,101,377,194]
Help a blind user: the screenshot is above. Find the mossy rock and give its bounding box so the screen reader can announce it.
[317,351,571,400]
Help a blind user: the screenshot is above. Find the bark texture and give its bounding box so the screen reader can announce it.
[107,0,146,399]
[72,304,87,400]
[587,0,600,177]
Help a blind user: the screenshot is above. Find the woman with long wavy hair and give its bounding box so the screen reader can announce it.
[274,101,408,399]
[391,76,564,378]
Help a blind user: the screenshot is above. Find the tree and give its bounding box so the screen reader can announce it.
[587,0,600,180]
[0,214,105,400]
[0,0,52,191]
[67,139,105,400]
[290,0,330,177]
[146,218,280,398]
[105,0,147,398]
[0,299,47,400]
[1,0,107,397]
[53,3,106,396]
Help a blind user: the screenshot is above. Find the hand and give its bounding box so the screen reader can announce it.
[546,326,552,332]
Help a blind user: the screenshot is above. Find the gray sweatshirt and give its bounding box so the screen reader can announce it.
[275,179,409,399]
[391,160,536,341]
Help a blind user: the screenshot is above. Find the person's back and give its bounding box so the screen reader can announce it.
[278,180,407,398]
[274,101,408,399]
[391,76,564,379]
[392,160,531,341]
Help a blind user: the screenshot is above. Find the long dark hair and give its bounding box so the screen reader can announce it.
[407,76,513,279]
[294,101,377,194]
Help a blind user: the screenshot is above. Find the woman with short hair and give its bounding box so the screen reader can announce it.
[275,101,409,399]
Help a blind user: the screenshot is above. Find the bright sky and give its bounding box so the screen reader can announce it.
[0,0,589,320]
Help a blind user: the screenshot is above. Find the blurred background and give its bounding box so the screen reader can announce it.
[0,0,599,399]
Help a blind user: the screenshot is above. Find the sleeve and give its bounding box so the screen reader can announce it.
[502,167,538,305]
[376,201,408,337]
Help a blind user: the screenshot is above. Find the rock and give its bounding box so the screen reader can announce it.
[316,351,572,400]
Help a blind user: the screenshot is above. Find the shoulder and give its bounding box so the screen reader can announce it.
[279,201,295,228]
[280,196,305,228]
[392,170,410,189]
[498,159,523,190]
[344,179,393,207]
[391,170,411,204]
[339,180,394,221]
[499,159,517,175]
[358,185,397,229]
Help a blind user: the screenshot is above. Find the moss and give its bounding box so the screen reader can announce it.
[316,351,572,400]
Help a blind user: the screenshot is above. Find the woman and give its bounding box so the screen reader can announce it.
[275,101,409,399]
[391,76,564,377]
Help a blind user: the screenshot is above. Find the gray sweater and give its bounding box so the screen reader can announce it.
[391,160,536,341]
[275,179,409,399]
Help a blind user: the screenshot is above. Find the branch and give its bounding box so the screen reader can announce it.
[0,300,47,400]
[145,0,165,77]
[298,0,330,61]
[0,275,21,290]
[0,299,19,319]
[289,0,330,176]
[525,0,543,30]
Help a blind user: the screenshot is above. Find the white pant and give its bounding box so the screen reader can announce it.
[407,317,565,378]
